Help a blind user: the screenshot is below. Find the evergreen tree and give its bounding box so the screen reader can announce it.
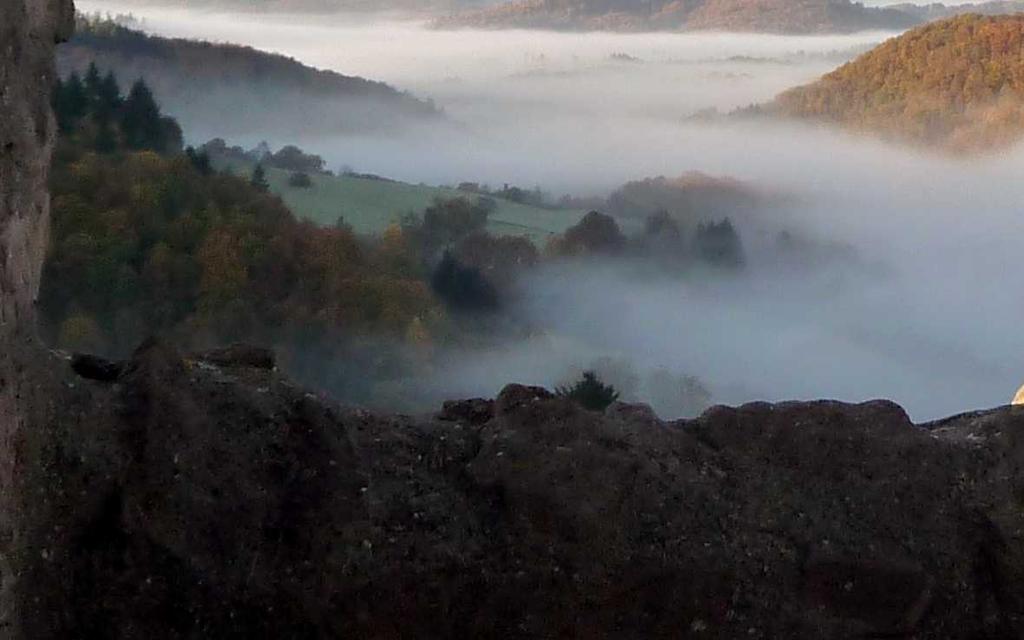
[121,79,162,150]
[83,62,102,104]
[93,119,118,154]
[52,74,88,134]
[94,70,122,122]
[693,218,745,269]
[186,146,212,176]
[250,163,269,192]
[158,117,184,155]
[557,371,620,411]
[66,72,88,115]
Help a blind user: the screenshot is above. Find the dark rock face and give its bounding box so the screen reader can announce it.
[437,397,495,425]
[26,341,369,637]
[70,353,125,381]
[0,0,73,339]
[0,0,73,635]
[193,343,276,370]
[18,343,1024,638]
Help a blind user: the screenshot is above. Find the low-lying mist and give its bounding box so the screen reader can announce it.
[76,1,1024,420]
[77,0,891,193]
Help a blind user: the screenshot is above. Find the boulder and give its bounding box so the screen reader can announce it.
[8,349,1024,638]
[437,398,495,425]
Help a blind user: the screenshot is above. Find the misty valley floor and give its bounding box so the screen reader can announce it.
[62,2,1024,420]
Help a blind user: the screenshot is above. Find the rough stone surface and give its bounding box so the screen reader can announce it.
[0,0,73,636]
[22,341,369,637]
[0,2,73,335]
[12,345,1023,638]
[193,343,276,370]
[437,397,495,425]
[70,353,124,382]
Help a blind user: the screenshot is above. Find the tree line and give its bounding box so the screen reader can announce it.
[53,62,183,155]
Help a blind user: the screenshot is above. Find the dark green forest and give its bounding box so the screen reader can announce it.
[44,66,443,362]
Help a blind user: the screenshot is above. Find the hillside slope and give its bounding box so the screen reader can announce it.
[772,14,1024,153]
[437,0,917,33]
[57,18,440,140]
[254,166,588,242]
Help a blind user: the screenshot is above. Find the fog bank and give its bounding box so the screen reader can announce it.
[74,2,1024,419]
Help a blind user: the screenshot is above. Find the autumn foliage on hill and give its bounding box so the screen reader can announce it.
[42,67,440,357]
[773,14,1024,153]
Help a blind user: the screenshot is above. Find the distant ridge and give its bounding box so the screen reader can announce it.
[892,0,1024,22]
[435,0,919,34]
[58,18,441,139]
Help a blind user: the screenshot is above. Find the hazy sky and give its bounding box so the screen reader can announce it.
[73,2,1024,419]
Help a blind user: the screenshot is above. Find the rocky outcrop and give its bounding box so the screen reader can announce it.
[0,0,73,635]
[14,341,1024,638]
[0,3,73,337]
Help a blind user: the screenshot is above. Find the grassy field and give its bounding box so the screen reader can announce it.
[238,165,588,244]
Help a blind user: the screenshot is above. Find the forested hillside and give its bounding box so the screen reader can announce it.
[57,16,440,140]
[44,66,446,365]
[773,14,1024,152]
[437,0,917,33]
[40,66,602,407]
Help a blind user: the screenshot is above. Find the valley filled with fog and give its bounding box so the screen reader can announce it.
[78,0,893,189]
[76,1,1024,420]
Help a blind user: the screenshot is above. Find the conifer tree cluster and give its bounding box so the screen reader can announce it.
[52,63,183,154]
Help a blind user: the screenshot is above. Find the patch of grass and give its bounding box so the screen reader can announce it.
[223,161,587,244]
